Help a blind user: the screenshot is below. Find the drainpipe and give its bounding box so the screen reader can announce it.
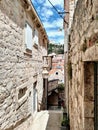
[64,28,69,114]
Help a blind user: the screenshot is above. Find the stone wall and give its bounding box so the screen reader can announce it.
[68,0,98,130]
[48,80,58,92]
[0,0,48,129]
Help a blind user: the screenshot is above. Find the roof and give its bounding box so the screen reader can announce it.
[49,69,57,75]
[49,68,64,75]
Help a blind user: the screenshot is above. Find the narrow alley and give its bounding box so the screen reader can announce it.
[0,0,98,130]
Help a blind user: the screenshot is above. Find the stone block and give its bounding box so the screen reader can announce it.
[84,101,94,118]
[84,118,94,130]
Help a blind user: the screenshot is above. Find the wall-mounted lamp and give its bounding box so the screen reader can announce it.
[42,67,49,79]
[43,56,49,68]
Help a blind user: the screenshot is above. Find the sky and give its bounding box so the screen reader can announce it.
[32,0,65,44]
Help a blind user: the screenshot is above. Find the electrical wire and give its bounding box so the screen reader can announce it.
[32,0,57,21]
[32,0,68,26]
[47,0,69,25]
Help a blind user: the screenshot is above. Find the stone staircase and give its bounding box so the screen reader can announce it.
[46,110,63,130]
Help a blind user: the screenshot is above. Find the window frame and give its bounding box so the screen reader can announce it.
[94,62,98,130]
[33,28,39,46]
[25,22,33,52]
[32,82,38,115]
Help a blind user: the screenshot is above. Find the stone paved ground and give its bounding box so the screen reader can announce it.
[14,111,49,130]
[46,110,63,130]
[29,111,49,130]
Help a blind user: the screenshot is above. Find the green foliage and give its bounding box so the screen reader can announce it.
[96,39,98,46]
[61,116,69,126]
[48,43,64,54]
[58,83,64,91]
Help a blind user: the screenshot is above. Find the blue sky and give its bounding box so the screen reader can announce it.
[32,0,64,44]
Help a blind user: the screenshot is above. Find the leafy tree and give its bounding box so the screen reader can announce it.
[48,43,64,54]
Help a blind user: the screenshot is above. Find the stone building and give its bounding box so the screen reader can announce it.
[48,54,65,110]
[49,54,64,83]
[64,0,98,130]
[48,79,59,109]
[0,0,49,129]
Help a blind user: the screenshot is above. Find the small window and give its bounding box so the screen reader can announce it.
[25,22,32,50]
[33,88,37,112]
[33,28,38,45]
[18,87,27,99]
[33,28,35,38]
[56,72,58,75]
[33,82,37,113]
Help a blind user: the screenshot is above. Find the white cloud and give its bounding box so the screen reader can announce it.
[44,0,64,8]
[41,7,53,19]
[47,30,64,38]
[52,19,63,28]
[35,0,46,4]
[43,18,63,29]
[57,39,64,44]
[49,37,64,44]
[47,10,53,16]
[32,0,64,7]
[32,0,64,44]
[42,18,64,44]
[43,22,54,28]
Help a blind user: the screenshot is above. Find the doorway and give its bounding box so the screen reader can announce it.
[94,62,98,130]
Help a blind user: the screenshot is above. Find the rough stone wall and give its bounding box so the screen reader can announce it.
[0,0,47,129]
[69,0,98,130]
[48,80,58,92]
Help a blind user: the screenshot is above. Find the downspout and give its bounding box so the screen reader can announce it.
[64,28,69,114]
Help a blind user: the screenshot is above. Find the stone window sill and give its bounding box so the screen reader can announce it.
[24,48,32,57]
[33,43,38,49]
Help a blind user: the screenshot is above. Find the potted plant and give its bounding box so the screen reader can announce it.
[61,114,70,130]
[58,83,64,92]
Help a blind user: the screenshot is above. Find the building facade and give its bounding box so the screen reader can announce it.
[64,0,98,130]
[49,54,64,83]
[48,54,65,110]
[0,0,48,129]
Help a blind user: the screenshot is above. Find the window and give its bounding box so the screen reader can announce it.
[33,82,37,113]
[33,88,37,112]
[94,62,98,130]
[33,28,38,45]
[25,22,32,50]
[56,72,58,75]
[18,87,27,99]
[84,62,95,130]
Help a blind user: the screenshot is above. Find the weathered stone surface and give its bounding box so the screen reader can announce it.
[84,118,94,130]
[84,101,94,118]
[68,0,98,130]
[0,0,48,129]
